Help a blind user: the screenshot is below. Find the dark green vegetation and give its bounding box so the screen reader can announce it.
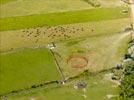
[0,7,130,31]
[120,61,134,100]
[119,40,134,100]
[0,48,60,95]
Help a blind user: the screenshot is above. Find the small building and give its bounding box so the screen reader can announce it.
[48,42,56,49]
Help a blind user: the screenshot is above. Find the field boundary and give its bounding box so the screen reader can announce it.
[49,49,66,82]
[0,67,116,99]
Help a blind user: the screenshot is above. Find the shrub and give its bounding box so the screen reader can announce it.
[83,0,101,7]
[31,85,37,88]
[120,61,134,100]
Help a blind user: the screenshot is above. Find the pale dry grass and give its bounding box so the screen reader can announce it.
[99,0,125,8]
[0,0,92,18]
[54,32,131,77]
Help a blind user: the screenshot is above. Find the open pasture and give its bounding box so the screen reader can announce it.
[0,15,131,99]
[0,18,130,52]
[0,0,16,4]
[0,0,132,99]
[0,7,130,31]
[53,31,131,77]
[99,0,125,7]
[0,0,125,18]
[0,48,60,95]
[0,0,92,18]
[8,71,120,100]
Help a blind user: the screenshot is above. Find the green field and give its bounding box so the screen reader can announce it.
[0,18,130,52]
[0,0,132,99]
[0,17,131,96]
[8,71,120,100]
[0,48,60,95]
[0,0,16,4]
[0,7,130,31]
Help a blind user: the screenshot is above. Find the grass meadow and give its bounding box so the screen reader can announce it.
[0,0,131,99]
[0,18,130,52]
[0,48,60,95]
[0,0,92,18]
[0,0,124,18]
[0,0,16,4]
[0,7,130,31]
[8,71,120,100]
[54,32,131,77]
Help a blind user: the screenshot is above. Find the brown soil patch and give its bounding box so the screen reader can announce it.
[67,55,88,68]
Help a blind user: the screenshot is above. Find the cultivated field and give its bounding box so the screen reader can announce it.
[0,0,132,100]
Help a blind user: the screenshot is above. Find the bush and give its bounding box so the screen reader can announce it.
[120,61,134,100]
[31,85,37,88]
[83,0,101,7]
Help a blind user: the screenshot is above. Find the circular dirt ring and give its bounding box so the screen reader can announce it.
[67,55,88,68]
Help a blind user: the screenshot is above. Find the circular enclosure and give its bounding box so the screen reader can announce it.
[67,55,88,68]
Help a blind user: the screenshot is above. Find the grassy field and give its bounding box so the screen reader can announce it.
[0,18,130,52]
[0,0,132,99]
[99,0,125,7]
[0,0,16,4]
[54,32,131,77]
[0,7,130,31]
[0,48,60,95]
[8,71,120,100]
[0,0,125,18]
[0,18,131,78]
[0,0,92,18]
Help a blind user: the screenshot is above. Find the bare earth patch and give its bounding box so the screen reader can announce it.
[67,55,88,69]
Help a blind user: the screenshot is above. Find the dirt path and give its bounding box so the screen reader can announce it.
[114,31,131,44]
[103,31,131,68]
